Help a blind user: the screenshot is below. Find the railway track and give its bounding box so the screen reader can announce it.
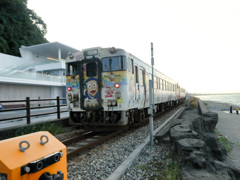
[62,103,186,160]
[62,128,128,159]
[66,103,188,179]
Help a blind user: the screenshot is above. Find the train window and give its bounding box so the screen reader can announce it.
[66,62,80,76]
[156,77,158,89]
[102,56,126,72]
[154,76,157,89]
[142,70,145,85]
[163,80,166,90]
[86,62,97,77]
[131,59,134,74]
[128,59,131,72]
[139,69,143,86]
[135,66,138,83]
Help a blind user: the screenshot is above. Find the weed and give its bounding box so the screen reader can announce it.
[190,97,198,109]
[13,122,65,137]
[163,160,181,180]
[136,165,148,171]
[219,136,232,153]
[215,128,232,153]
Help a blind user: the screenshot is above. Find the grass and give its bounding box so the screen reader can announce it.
[163,161,181,180]
[215,128,232,153]
[135,146,181,180]
[219,136,232,153]
[136,165,148,171]
[8,122,66,138]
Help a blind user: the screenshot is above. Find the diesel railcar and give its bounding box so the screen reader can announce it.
[66,47,186,131]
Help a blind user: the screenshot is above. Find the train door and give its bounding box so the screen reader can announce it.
[80,58,102,110]
[135,65,140,102]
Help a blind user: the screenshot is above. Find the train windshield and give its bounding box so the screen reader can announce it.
[66,62,80,75]
[102,56,126,72]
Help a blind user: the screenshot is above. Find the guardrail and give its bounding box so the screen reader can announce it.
[0,97,68,124]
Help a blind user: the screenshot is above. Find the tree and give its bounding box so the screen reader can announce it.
[0,0,48,56]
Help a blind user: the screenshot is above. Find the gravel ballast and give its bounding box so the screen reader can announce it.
[65,109,178,180]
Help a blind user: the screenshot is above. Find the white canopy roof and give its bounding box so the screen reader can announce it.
[20,42,79,59]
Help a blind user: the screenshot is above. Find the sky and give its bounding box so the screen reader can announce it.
[27,0,240,94]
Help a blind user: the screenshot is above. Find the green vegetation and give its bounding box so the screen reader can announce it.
[135,147,181,180]
[9,122,65,138]
[163,161,181,180]
[0,0,48,56]
[215,129,232,153]
[190,97,198,109]
[136,165,148,171]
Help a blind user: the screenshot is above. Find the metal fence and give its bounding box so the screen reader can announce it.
[0,97,68,124]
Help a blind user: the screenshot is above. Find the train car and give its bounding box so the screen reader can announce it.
[66,47,186,131]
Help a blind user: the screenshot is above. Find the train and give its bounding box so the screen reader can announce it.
[65,47,186,131]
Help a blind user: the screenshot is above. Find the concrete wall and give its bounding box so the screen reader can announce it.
[0,84,65,105]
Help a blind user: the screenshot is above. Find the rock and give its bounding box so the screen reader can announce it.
[182,166,233,180]
[203,132,227,161]
[190,151,207,169]
[175,138,207,168]
[170,123,198,141]
[202,112,218,132]
[162,105,237,180]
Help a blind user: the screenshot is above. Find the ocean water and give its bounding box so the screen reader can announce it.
[194,93,240,107]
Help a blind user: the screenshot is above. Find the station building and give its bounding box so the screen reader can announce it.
[0,42,79,105]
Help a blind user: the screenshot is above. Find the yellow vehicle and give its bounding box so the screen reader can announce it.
[0,131,66,180]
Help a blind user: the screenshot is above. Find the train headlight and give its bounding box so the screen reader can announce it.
[112,101,116,106]
[107,100,117,107]
[115,83,120,88]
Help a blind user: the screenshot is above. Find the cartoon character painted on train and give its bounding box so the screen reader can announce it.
[84,77,99,108]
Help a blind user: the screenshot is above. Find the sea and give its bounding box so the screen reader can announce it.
[194,93,240,107]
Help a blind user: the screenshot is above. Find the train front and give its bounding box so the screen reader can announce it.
[66,47,129,131]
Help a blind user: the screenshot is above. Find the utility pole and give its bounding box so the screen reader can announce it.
[148,42,154,147]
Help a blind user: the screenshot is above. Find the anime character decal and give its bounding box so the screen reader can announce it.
[84,77,99,108]
[85,77,99,99]
[66,75,79,88]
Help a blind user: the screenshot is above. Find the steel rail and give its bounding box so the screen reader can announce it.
[66,128,127,159]
[62,131,96,145]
